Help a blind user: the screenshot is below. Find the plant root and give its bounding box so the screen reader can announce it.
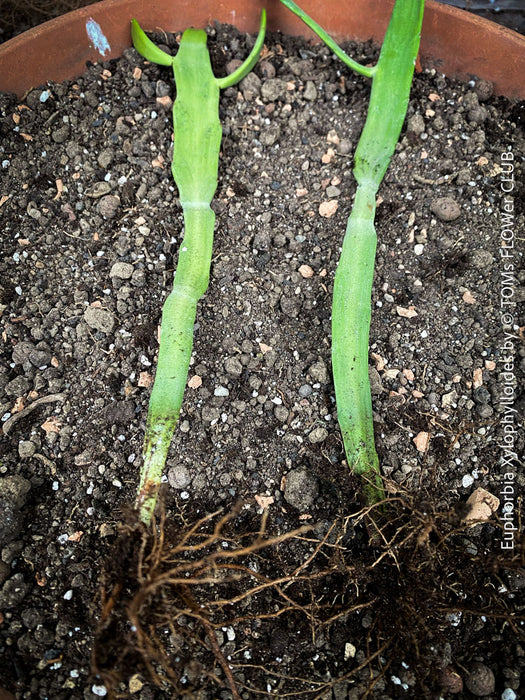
[92,493,524,698]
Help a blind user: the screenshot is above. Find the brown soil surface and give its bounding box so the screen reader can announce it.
[0,20,524,700]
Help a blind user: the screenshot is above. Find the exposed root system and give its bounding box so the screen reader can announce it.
[92,492,524,698]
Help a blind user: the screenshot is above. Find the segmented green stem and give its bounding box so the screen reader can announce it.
[332,185,382,503]
[280,0,424,503]
[132,12,266,523]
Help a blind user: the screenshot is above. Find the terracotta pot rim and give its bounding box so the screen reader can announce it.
[1,0,524,98]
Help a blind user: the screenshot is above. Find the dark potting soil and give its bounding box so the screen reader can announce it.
[0,20,524,700]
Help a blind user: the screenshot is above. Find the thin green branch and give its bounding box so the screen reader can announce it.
[216,9,267,88]
[278,0,376,78]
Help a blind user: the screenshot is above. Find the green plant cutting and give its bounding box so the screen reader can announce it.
[131,12,267,524]
[279,0,425,503]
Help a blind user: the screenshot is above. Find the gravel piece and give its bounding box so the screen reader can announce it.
[12,341,35,365]
[308,360,329,384]
[84,306,115,334]
[97,148,114,169]
[110,262,134,279]
[430,197,462,222]
[0,476,31,547]
[224,356,243,376]
[240,72,261,99]
[325,185,341,198]
[52,125,70,143]
[97,194,120,219]
[274,405,289,422]
[259,61,275,79]
[338,138,352,155]
[260,123,281,147]
[464,662,495,697]
[201,406,220,423]
[168,465,191,489]
[474,79,493,102]
[407,113,425,136]
[84,181,112,198]
[283,468,319,511]
[0,573,30,610]
[18,441,36,458]
[473,386,491,405]
[28,347,52,367]
[308,426,328,443]
[369,367,383,396]
[5,375,30,397]
[304,81,317,101]
[261,78,287,102]
[469,249,494,269]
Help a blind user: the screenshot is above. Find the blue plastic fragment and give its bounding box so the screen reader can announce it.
[86,18,111,57]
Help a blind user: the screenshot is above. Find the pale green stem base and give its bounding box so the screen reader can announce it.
[332,185,384,504]
[136,206,215,524]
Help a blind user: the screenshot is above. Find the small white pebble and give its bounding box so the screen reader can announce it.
[91,685,107,697]
[421,330,428,338]
[214,386,229,397]
[271,396,282,405]
[70,669,80,678]
[63,590,73,600]
[414,244,424,255]
[462,474,474,488]
[139,354,152,367]
[52,481,59,491]
[180,491,189,500]
[447,612,462,626]
[502,689,517,700]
